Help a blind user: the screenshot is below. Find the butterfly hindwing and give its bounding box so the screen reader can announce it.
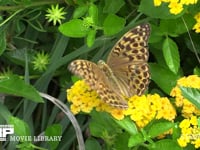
[68,60,128,108]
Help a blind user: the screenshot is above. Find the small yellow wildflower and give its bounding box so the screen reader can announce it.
[180,0,198,4]
[194,12,200,22]
[170,75,200,118]
[177,135,189,147]
[67,80,176,128]
[153,0,198,15]
[45,4,67,26]
[193,12,200,33]
[154,0,163,6]
[110,109,125,120]
[193,22,200,33]
[168,2,183,15]
[178,116,200,148]
[193,139,200,149]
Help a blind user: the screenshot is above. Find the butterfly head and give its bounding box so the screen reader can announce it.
[97,60,105,65]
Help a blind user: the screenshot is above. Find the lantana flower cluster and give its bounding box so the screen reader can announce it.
[153,0,198,15]
[193,12,200,33]
[170,75,200,118]
[67,80,176,128]
[171,75,200,148]
[177,116,200,148]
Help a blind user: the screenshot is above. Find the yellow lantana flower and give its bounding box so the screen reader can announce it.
[170,75,200,118]
[67,80,176,128]
[168,2,183,15]
[178,116,200,148]
[193,12,200,33]
[153,0,198,15]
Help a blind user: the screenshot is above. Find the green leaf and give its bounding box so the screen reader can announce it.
[150,139,182,150]
[128,132,144,147]
[115,132,130,150]
[0,102,12,121]
[85,138,101,150]
[86,29,96,47]
[114,117,138,135]
[103,0,125,14]
[172,123,181,141]
[16,142,34,150]
[0,75,43,103]
[8,116,31,137]
[139,0,184,19]
[194,67,200,76]
[147,120,174,138]
[88,4,98,25]
[59,19,89,37]
[89,111,121,137]
[45,124,62,150]
[71,76,81,83]
[162,37,180,74]
[198,117,200,128]
[103,14,125,36]
[185,31,200,54]
[159,14,196,36]
[149,24,163,43]
[149,63,180,94]
[0,30,6,56]
[73,5,88,18]
[180,86,200,110]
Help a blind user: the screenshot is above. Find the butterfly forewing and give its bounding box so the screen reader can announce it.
[106,23,150,96]
[68,60,128,108]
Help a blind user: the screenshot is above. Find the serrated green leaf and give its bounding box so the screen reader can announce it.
[180,86,200,110]
[45,124,62,150]
[86,29,96,47]
[149,63,180,94]
[73,5,88,19]
[163,37,180,74]
[8,116,31,137]
[0,75,43,103]
[150,139,182,150]
[103,0,125,14]
[59,19,89,37]
[114,117,138,135]
[147,120,174,138]
[103,14,125,36]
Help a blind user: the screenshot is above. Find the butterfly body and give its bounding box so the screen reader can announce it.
[68,23,151,109]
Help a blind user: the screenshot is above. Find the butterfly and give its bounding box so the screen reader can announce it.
[68,23,150,109]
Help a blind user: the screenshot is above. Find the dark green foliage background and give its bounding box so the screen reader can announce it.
[0,0,200,149]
